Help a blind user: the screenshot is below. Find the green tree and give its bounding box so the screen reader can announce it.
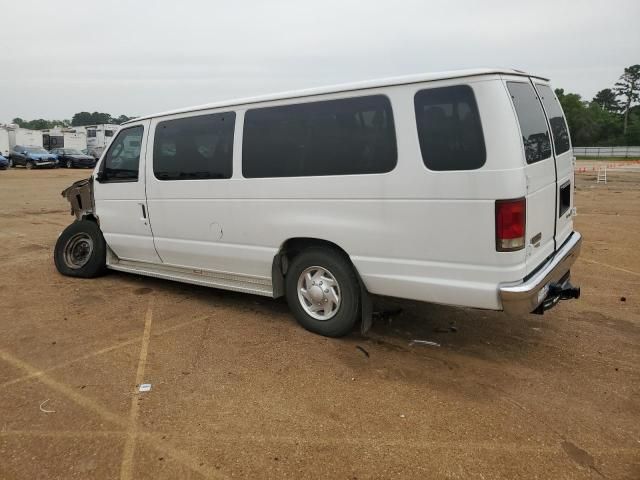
[614,64,640,134]
[592,88,619,112]
[114,114,134,124]
[71,111,114,126]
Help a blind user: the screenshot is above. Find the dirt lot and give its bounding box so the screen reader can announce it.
[0,166,638,479]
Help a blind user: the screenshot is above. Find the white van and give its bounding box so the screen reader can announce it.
[55,68,581,337]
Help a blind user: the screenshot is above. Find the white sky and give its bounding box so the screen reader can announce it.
[1,0,638,122]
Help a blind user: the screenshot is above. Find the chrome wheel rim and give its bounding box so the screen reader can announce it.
[63,233,93,269]
[297,266,341,321]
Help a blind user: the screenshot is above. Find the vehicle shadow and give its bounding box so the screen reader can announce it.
[110,271,551,365]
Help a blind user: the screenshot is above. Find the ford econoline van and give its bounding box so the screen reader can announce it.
[54,68,581,337]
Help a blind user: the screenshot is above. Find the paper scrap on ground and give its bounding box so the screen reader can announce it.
[138,383,152,392]
[409,340,441,347]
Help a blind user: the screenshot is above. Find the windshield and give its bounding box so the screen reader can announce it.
[65,149,82,155]
[25,147,49,154]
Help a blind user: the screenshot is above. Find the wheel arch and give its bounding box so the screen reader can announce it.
[271,237,356,299]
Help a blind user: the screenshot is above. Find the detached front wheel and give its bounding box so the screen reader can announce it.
[285,248,360,337]
[54,220,106,278]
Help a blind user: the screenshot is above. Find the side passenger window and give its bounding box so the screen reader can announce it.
[102,126,143,182]
[536,84,571,155]
[414,85,486,171]
[153,113,235,180]
[506,82,552,164]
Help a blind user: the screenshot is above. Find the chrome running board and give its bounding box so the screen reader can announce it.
[107,253,273,297]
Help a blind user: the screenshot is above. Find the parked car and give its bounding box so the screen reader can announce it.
[87,147,104,159]
[51,148,97,168]
[54,68,582,338]
[0,154,9,170]
[10,145,58,169]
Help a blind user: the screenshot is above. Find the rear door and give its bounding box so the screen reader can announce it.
[504,78,556,275]
[533,83,574,247]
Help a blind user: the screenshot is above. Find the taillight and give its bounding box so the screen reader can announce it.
[495,198,526,252]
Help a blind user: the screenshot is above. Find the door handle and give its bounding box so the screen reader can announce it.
[139,203,147,224]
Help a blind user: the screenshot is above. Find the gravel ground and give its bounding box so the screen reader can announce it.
[0,166,638,479]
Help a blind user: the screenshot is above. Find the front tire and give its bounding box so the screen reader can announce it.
[25,161,34,170]
[285,247,360,337]
[54,220,106,278]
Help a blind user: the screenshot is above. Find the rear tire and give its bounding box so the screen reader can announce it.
[54,220,106,278]
[285,247,360,337]
[66,159,73,168]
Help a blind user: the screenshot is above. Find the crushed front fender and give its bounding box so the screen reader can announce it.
[61,177,95,221]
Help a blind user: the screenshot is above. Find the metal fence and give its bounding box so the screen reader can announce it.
[573,146,640,158]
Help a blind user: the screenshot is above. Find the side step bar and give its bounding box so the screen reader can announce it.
[107,254,273,297]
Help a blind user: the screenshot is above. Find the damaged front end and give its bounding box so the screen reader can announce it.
[61,177,96,221]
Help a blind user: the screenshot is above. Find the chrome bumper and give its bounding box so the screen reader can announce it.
[499,232,582,315]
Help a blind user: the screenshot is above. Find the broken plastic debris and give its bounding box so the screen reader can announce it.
[39,399,56,413]
[409,340,441,347]
[138,383,152,392]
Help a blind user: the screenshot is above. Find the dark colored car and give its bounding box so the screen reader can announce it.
[51,148,97,168]
[10,145,58,169]
[0,154,9,170]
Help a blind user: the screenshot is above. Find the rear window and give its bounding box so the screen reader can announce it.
[153,112,235,180]
[414,85,486,171]
[242,95,396,178]
[507,82,552,164]
[536,84,571,155]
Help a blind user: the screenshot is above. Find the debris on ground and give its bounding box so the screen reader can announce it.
[373,308,403,324]
[409,340,441,347]
[355,345,370,358]
[620,296,626,302]
[138,384,152,393]
[39,399,55,413]
[434,323,458,334]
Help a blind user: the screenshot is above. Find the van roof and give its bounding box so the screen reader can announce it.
[124,68,549,124]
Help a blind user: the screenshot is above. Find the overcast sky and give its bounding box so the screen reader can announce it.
[1,0,638,122]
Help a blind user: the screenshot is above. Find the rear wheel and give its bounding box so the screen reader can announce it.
[54,220,106,278]
[7,158,13,168]
[285,248,360,337]
[66,159,73,168]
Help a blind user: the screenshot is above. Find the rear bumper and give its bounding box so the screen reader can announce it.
[499,232,582,315]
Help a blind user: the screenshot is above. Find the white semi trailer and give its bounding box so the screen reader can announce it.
[0,127,10,157]
[86,124,119,150]
[8,127,43,149]
[42,128,87,151]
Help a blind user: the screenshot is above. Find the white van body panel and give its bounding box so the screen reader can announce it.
[93,120,161,263]
[91,69,578,313]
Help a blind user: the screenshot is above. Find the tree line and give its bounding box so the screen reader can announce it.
[11,112,135,130]
[555,64,639,146]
